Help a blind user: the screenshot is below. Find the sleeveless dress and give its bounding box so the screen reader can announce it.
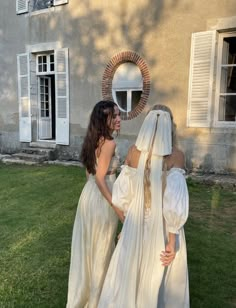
[98,166,189,308]
[66,155,119,308]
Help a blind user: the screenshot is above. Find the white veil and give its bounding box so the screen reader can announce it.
[135,110,172,306]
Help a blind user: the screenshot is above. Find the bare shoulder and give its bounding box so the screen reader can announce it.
[96,138,116,158]
[102,139,116,151]
[125,144,140,168]
[173,147,185,159]
[127,144,137,156]
[172,147,185,168]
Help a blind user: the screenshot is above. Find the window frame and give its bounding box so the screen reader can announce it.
[36,53,55,75]
[112,88,143,114]
[214,31,236,127]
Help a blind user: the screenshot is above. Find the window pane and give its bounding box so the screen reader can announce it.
[43,64,47,72]
[220,66,236,94]
[218,95,236,121]
[50,54,54,63]
[221,37,236,65]
[131,91,142,109]
[33,0,52,11]
[116,91,127,111]
[38,56,42,64]
[50,63,54,71]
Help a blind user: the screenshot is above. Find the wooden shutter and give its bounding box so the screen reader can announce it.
[53,0,68,6]
[17,53,32,142]
[187,31,216,127]
[55,48,69,145]
[16,0,29,14]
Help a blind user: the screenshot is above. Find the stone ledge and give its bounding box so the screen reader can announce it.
[44,160,83,167]
[188,173,236,191]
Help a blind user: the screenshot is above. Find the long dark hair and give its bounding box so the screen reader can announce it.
[80,100,117,175]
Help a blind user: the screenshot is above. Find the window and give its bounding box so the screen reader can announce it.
[187,30,236,128]
[102,51,150,120]
[37,53,54,74]
[16,0,68,14]
[112,63,143,113]
[215,33,236,125]
[33,0,53,11]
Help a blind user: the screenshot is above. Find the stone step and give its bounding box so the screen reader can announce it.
[12,152,48,163]
[30,141,56,149]
[2,157,38,165]
[21,147,57,160]
[45,160,83,167]
[0,154,12,161]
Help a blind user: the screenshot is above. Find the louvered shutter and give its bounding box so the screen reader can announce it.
[55,48,69,145]
[16,0,29,14]
[53,0,68,5]
[17,53,32,142]
[187,31,216,127]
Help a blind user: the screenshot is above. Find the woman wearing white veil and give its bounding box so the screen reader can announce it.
[98,105,189,308]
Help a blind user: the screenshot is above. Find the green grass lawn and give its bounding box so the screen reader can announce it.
[0,164,235,308]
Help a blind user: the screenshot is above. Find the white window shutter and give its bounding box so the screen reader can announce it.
[53,0,68,6]
[17,53,32,142]
[55,48,69,145]
[187,30,216,127]
[16,0,29,14]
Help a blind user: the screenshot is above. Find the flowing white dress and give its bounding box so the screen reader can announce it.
[66,156,119,308]
[98,165,189,308]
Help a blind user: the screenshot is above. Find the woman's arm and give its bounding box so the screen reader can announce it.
[160,233,176,266]
[161,151,189,266]
[95,139,124,222]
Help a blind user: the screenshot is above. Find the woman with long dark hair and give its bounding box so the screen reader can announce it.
[66,100,124,308]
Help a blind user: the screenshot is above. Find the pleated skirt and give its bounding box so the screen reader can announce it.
[66,174,118,308]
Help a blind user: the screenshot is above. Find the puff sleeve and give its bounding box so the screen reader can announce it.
[163,169,189,234]
[112,165,136,215]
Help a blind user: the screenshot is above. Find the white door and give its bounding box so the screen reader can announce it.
[38,77,52,139]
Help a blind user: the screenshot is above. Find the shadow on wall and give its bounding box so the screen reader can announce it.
[40,0,181,107]
[181,136,230,174]
[0,0,185,155]
[200,153,214,173]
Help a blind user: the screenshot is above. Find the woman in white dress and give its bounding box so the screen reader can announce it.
[66,100,124,308]
[98,104,189,308]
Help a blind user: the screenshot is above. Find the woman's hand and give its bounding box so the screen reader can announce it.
[112,205,125,222]
[117,232,121,240]
[160,233,176,266]
[160,242,176,266]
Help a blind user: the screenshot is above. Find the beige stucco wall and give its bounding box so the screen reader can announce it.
[0,0,235,172]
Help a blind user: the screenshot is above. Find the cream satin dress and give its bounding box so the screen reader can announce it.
[98,165,189,308]
[66,155,119,308]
